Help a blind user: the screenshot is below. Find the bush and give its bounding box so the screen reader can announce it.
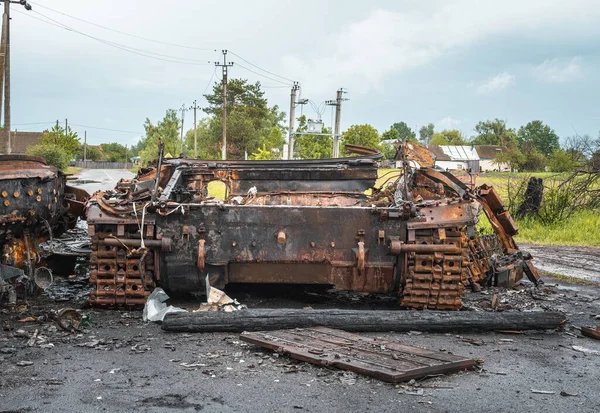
[547,150,576,172]
[27,144,69,170]
[520,149,547,172]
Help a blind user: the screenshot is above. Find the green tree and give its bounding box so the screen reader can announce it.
[184,119,221,159]
[380,143,397,160]
[494,147,525,172]
[341,124,380,155]
[294,115,332,159]
[138,109,181,165]
[472,119,518,147]
[380,128,399,160]
[430,129,467,145]
[249,144,277,160]
[517,120,560,157]
[129,139,146,157]
[201,78,286,159]
[419,123,435,144]
[390,122,416,142]
[381,128,399,142]
[27,144,69,170]
[520,148,547,172]
[548,149,577,172]
[80,145,104,161]
[40,124,80,159]
[590,150,600,171]
[100,142,128,162]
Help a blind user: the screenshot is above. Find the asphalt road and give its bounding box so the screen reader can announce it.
[1,276,599,413]
[1,169,598,412]
[68,168,135,194]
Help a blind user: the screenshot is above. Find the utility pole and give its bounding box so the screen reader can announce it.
[65,118,68,136]
[83,130,86,162]
[179,104,186,155]
[214,50,233,160]
[287,81,299,160]
[326,88,347,158]
[0,1,9,154]
[55,119,59,142]
[0,1,7,128]
[189,100,199,158]
[0,1,32,154]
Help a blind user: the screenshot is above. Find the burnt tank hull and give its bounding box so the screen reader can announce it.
[86,146,537,310]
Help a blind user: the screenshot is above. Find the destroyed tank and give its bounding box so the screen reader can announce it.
[0,155,88,303]
[85,144,538,309]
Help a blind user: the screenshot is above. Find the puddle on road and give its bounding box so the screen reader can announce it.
[69,179,101,185]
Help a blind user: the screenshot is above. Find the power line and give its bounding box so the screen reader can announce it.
[31,10,212,64]
[30,1,217,51]
[12,121,55,126]
[27,3,294,85]
[68,123,142,134]
[235,62,292,85]
[15,9,212,66]
[229,51,295,84]
[202,67,217,95]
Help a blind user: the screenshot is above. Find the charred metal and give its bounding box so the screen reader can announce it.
[85,144,539,310]
[0,155,88,305]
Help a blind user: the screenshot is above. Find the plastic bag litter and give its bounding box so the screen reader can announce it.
[142,288,187,322]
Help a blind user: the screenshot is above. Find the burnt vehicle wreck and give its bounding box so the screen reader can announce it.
[86,144,539,309]
[0,155,88,304]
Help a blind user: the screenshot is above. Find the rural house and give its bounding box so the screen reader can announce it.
[428,145,480,172]
[9,131,44,154]
[475,145,510,172]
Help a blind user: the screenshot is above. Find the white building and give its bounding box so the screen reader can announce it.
[475,146,511,172]
[429,145,480,172]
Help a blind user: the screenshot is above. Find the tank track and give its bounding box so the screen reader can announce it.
[89,235,155,306]
[401,227,467,310]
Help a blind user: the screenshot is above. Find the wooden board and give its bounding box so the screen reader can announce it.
[240,327,478,383]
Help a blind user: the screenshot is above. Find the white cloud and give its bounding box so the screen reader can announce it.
[282,1,599,97]
[436,116,462,129]
[533,57,583,83]
[476,73,515,95]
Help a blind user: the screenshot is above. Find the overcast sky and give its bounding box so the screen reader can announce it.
[9,0,600,146]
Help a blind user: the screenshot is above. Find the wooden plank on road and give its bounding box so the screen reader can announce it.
[240,326,478,383]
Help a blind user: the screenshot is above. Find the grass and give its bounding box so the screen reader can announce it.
[541,271,600,286]
[514,209,600,246]
[207,180,227,200]
[381,168,599,248]
[63,166,82,175]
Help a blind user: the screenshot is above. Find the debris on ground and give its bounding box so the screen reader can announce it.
[240,326,478,383]
[15,360,33,366]
[581,326,600,341]
[531,389,555,395]
[56,307,82,332]
[194,276,245,312]
[571,345,600,356]
[142,288,186,322]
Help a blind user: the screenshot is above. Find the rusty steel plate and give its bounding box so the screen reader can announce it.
[240,327,477,383]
